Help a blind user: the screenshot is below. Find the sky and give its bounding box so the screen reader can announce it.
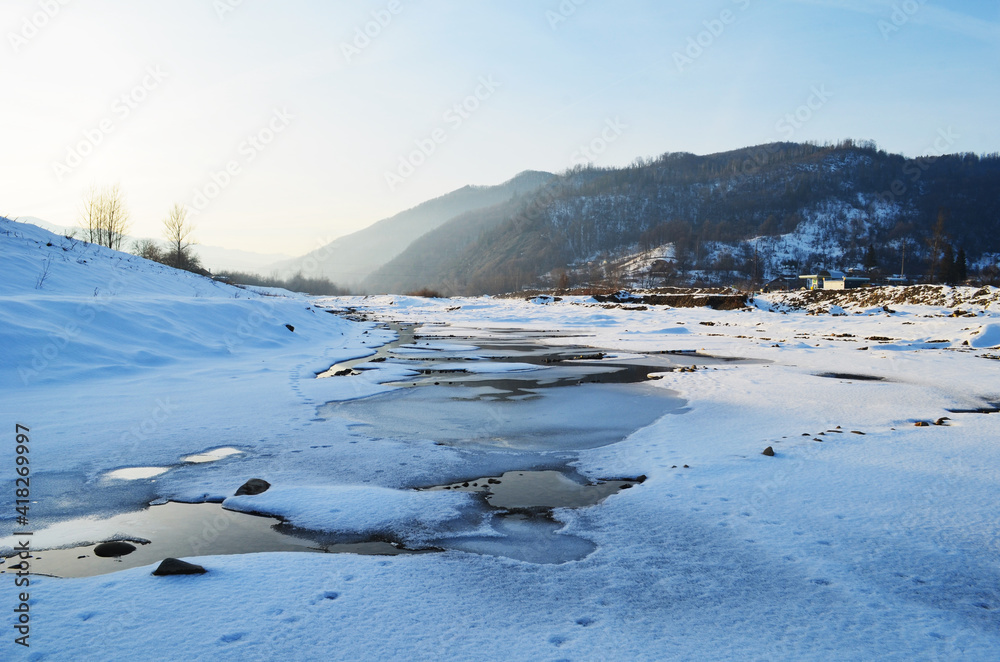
[1,0,998,257]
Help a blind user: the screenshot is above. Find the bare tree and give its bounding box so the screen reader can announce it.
[81,184,131,251]
[162,203,198,270]
[131,238,163,262]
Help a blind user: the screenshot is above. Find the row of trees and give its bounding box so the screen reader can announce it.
[80,185,201,273]
[215,270,347,296]
[78,185,348,293]
[132,203,200,272]
[81,184,131,251]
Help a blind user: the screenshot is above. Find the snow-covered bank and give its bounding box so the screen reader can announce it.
[3,222,1000,661]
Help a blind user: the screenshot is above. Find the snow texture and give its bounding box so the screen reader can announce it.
[3,219,1000,661]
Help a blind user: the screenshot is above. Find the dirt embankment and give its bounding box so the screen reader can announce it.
[766,285,1000,313]
[505,287,751,310]
[592,291,751,310]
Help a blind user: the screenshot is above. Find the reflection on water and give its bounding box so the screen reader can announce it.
[0,502,415,579]
[15,322,729,575]
[319,328,697,451]
[423,470,638,510]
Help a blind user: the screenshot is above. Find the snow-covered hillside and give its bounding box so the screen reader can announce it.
[1,219,354,389]
[12,216,292,273]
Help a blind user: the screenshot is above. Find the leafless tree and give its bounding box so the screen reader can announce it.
[81,184,130,251]
[162,203,198,270]
[131,238,163,262]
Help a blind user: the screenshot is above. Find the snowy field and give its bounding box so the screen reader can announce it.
[2,218,1000,660]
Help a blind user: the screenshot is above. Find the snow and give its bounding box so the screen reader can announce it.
[746,193,907,277]
[183,448,244,464]
[223,486,479,546]
[969,323,1000,349]
[105,467,171,481]
[3,218,1000,660]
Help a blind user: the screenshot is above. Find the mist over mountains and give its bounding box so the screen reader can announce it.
[276,170,554,287]
[289,141,1000,295]
[25,141,1000,295]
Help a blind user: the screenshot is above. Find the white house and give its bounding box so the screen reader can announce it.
[799,270,871,290]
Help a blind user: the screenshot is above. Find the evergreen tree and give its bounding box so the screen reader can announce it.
[863,243,878,272]
[956,247,968,282]
[926,208,949,283]
[941,244,956,284]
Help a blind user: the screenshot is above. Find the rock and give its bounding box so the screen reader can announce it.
[153,558,207,576]
[935,417,951,426]
[762,446,775,457]
[914,421,930,427]
[285,324,295,332]
[94,541,137,558]
[235,478,271,496]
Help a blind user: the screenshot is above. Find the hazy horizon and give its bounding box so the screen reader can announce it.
[3,0,998,256]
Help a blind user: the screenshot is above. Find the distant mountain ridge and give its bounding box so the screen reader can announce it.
[362,141,1000,294]
[273,170,554,286]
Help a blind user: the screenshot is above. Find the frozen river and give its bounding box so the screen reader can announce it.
[6,321,733,576]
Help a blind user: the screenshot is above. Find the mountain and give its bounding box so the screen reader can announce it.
[363,141,1000,294]
[14,217,291,273]
[272,170,554,287]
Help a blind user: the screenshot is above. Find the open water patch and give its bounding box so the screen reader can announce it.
[814,372,887,382]
[423,470,640,510]
[0,502,420,579]
[3,467,645,577]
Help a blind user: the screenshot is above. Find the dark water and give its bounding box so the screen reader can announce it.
[3,470,638,577]
[317,325,713,451]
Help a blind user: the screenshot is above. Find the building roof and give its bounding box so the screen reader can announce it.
[799,270,870,281]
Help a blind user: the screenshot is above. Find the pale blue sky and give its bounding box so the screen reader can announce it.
[2,0,998,255]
